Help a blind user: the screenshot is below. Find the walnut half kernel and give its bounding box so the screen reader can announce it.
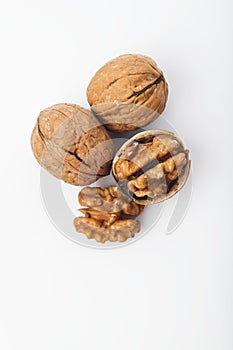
[73,186,144,243]
[112,130,191,205]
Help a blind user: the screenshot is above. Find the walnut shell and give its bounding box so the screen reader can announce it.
[31,103,114,185]
[112,130,190,205]
[87,54,168,132]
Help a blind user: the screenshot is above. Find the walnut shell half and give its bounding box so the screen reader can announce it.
[112,130,190,205]
[87,54,168,132]
[31,103,114,185]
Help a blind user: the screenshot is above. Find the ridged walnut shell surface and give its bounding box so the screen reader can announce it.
[112,130,190,205]
[87,54,168,132]
[31,103,114,186]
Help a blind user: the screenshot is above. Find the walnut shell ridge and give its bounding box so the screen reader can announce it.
[87,54,168,132]
[31,103,114,185]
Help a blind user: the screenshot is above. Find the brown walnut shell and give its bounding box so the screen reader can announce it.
[112,130,191,205]
[31,103,114,185]
[87,54,168,132]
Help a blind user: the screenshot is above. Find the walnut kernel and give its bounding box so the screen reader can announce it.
[74,185,143,243]
[112,130,190,205]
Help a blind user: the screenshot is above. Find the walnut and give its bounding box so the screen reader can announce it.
[87,54,168,132]
[31,103,114,185]
[78,185,144,215]
[74,185,143,243]
[112,130,191,205]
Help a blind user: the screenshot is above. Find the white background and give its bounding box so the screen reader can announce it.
[0,0,232,349]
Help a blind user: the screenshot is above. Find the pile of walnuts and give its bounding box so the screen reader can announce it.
[31,53,190,244]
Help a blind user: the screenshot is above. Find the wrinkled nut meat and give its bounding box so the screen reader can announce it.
[87,54,168,132]
[73,186,143,243]
[78,185,144,215]
[31,103,114,185]
[112,130,190,205]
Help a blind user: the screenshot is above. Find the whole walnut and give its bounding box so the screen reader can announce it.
[112,130,190,205]
[31,103,114,185]
[87,54,168,132]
